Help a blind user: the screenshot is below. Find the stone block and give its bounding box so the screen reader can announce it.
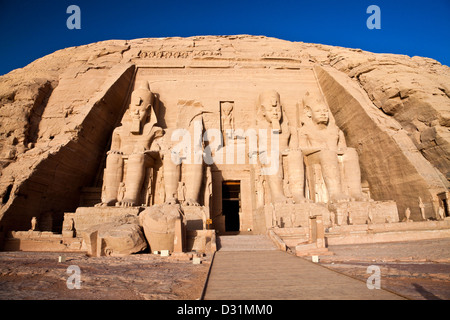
[139,204,185,253]
[265,203,329,228]
[181,205,208,231]
[68,207,141,236]
[186,229,217,253]
[328,201,399,226]
[81,222,147,257]
[193,257,202,264]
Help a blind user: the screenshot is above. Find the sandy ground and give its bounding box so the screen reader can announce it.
[319,238,450,300]
[0,252,211,300]
[0,238,449,300]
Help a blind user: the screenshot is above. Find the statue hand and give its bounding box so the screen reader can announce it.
[107,150,122,155]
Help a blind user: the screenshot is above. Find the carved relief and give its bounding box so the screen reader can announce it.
[138,49,222,59]
[220,101,235,144]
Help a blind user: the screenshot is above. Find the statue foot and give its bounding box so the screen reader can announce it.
[293,196,312,204]
[273,196,294,205]
[164,198,179,205]
[184,198,200,206]
[119,199,136,207]
[330,193,351,203]
[95,199,116,207]
[351,193,370,202]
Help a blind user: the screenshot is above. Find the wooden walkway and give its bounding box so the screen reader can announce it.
[202,235,405,300]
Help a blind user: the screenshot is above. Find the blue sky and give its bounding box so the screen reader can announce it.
[0,0,449,75]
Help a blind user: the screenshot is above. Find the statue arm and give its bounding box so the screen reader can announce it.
[288,125,299,150]
[298,130,320,155]
[337,130,347,151]
[108,127,122,154]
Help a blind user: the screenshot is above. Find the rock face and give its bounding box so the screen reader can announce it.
[0,35,448,234]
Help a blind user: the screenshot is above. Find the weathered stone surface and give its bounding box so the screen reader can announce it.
[0,35,448,236]
[139,204,185,253]
[81,222,147,257]
[66,207,141,236]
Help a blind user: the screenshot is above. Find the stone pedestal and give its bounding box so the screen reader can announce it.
[139,204,185,253]
[65,207,142,236]
[181,205,208,231]
[186,229,217,253]
[264,202,329,229]
[327,200,399,227]
[81,223,147,257]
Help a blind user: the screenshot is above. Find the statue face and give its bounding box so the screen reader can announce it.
[308,103,329,125]
[129,91,151,123]
[260,91,282,123]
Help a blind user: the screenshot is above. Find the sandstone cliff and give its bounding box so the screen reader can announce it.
[0,35,448,231]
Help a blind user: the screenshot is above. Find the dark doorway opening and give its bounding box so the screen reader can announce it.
[222,181,241,232]
[443,199,450,217]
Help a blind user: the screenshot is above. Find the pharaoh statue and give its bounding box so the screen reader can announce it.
[162,100,206,206]
[255,90,306,204]
[97,81,164,207]
[297,93,367,203]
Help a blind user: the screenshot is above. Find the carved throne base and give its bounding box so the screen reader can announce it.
[327,200,399,227]
[264,202,330,228]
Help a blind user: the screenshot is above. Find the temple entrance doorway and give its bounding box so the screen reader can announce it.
[222,181,241,232]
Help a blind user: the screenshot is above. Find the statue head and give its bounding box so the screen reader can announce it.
[222,102,233,115]
[258,90,282,125]
[129,81,154,132]
[303,93,329,126]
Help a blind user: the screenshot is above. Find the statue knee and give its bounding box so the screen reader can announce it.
[106,152,123,167]
[128,153,145,165]
[318,149,337,162]
[343,148,359,161]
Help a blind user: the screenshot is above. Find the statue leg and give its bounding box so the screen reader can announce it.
[318,150,349,203]
[121,153,146,207]
[287,149,307,203]
[102,152,123,206]
[343,148,367,201]
[184,163,203,206]
[163,151,180,205]
[266,154,290,204]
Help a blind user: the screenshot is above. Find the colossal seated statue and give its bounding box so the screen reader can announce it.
[98,81,163,207]
[256,90,306,204]
[163,99,206,207]
[97,83,206,209]
[298,93,367,203]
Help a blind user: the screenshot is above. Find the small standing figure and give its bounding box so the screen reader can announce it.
[178,181,186,204]
[367,207,373,224]
[418,197,426,220]
[221,102,235,142]
[69,218,74,231]
[30,217,37,231]
[330,211,335,227]
[438,206,445,220]
[116,182,126,206]
[404,207,412,222]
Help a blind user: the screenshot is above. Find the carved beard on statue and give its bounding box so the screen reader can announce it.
[129,105,150,134]
[258,91,283,133]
